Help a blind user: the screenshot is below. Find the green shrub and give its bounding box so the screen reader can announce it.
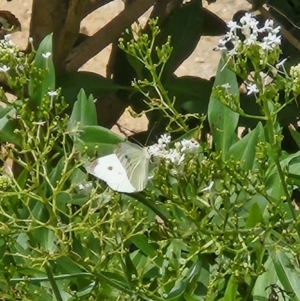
[1,9,300,301]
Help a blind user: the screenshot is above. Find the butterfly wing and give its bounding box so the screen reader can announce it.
[115,141,150,191]
[86,154,136,193]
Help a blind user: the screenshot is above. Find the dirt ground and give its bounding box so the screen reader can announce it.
[2,0,250,135]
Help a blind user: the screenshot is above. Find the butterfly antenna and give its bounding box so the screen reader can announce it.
[115,122,137,137]
[145,121,158,146]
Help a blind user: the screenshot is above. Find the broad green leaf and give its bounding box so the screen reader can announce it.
[246,202,264,228]
[68,282,95,300]
[30,227,58,254]
[224,275,238,301]
[288,125,300,149]
[184,255,210,300]
[75,125,125,156]
[68,89,98,131]
[0,107,22,146]
[30,201,49,222]
[167,260,202,300]
[201,7,227,36]
[48,157,65,186]
[55,256,83,274]
[127,234,158,258]
[57,71,124,107]
[109,42,137,87]
[270,248,300,300]
[266,150,300,199]
[161,0,203,78]
[98,271,132,291]
[208,54,239,159]
[28,33,55,105]
[124,254,138,285]
[56,193,89,206]
[0,238,5,259]
[229,122,264,170]
[0,105,12,119]
[253,256,278,301]
[165,76,213,114]
[269,0,300,29]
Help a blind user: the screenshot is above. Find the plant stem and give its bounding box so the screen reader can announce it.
[44,263,63,301]
[262,97,300,238]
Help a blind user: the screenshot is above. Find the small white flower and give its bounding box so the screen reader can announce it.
[276,58,288,69]
[216,38,228,50]
[0,65,10,72]
[148,143,166,157]
[227,20,241,33]
[180,139,199,153]
[221,83,231,89]
[244,33,258,45]
[78,183,92,191]
[42,52,52,59]
[28,37,33,43]
[201,181,214,192]
[48,91,58,97]
[246,83,259,95]
[165,149,185,165]
[262,19,274,31]
[158,133,171,145]
[47,91,58,109]
[33,121,46,126]
[261,32,281,50]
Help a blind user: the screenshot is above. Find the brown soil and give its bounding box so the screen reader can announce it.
[2,0,250,136]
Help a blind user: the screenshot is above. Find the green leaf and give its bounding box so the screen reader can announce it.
[127,234,158,258]
[253,257,278,301]
[270,248,300,300]
[288,124,300,149]
[164,76,213,114]
[0,108,21,146]
[57,71,124,107]
[246,202,264,228]
[0,105,12,119]
[201,7,227,36]
[48,157,65,186]
[0,238,5,259]
[68,89,98,131]
[124,254,138,285]
[167,259,202,300]
[266,151,300,199]
[98,271,132,292]
[30,227,58,254]
[208,54,239,159]
[75,125,125,156]
[28,33,55,105]
[224,275,238,301]
[161,0,203,78]
[229,122,264,170]
[55,256,83,274]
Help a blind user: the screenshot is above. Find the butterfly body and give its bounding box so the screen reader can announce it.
[86,141,150,193]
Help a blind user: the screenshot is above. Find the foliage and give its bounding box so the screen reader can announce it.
[1,0,300,301]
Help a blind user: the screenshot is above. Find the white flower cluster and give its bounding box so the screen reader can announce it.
[148,134,200,165]
[0,35,26,73]
[0,35,20,57]
[217,13,281,54]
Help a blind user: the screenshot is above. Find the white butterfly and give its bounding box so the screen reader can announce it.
[86,141,150,193]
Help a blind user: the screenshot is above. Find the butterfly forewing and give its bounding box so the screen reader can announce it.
[86,154,136,193]
[115,141,150,191]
